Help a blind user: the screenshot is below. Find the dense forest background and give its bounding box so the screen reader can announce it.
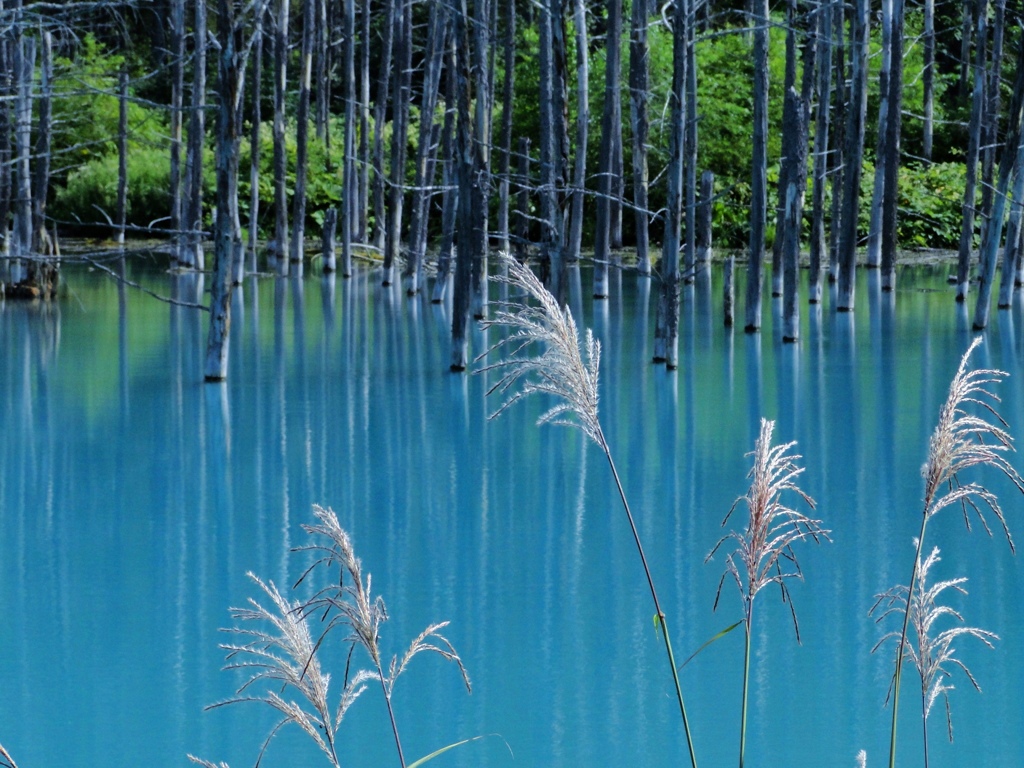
[2,0,1024,370]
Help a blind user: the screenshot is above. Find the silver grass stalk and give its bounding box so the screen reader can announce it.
[857,750,868,768]
[207,573,375,768]
[705,418,826,768]
[297,504,471,768]
[872,546,996,768]
[477,256,698,768]
[886,337,1023,768]
[0,742,19,768]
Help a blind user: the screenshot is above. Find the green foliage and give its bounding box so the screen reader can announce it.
[897,162,971,249]
[51,145,173,230]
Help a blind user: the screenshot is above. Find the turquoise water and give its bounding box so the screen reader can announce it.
[2,259,1024,767]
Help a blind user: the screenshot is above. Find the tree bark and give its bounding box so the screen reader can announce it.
[432,46,458,303]
[973,37,1024,329]
[538,0,565,301]
[246,6,263,275]
[32,30,52,257]
[879,0,904,291]
[566,0,588,266]
[866,0,892,270]
[289,0,316,267]
[809,0,832,303]
[183,0,208,270]
[652,0,686,367]
[116,62,128,245]
[170,0,185,261]
[922,0,934,161]
[956,0,987,303]
[383,0,413,287]
[497,0,516,255]
[450,0,485,371]
[782,87,808,342]
[593,0,622,299]
[836,0,869,312]
[744,0,769,330]
[338,0,356,277]
[404,2,447,295]
[271,0,291,274]
[370,0,396,252]
[771,0,800,296]
[205,0,244,381]
[13,34,33,268]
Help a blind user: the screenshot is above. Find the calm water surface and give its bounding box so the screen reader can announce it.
[2,259,1024,768]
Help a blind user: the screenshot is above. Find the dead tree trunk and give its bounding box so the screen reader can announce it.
[652,0,686,367]
[383,0,413,287]
[956,0,987,302]
[782,87,808,342]
[404,2,447,294]
[538,0,565,301]
[116,62,128,245]
[205,0,245,381]
[183,0,208,270]
[771,0,800,297]
[744,0,769,331]
[809,0,832,303]
[450,0,485,371]
[497,0,516,255]
[922,0,934,161]
[170,0,185,261]
[338,0,356,277]
[357,0,371,241]
[432,46,458,303]
[370,0,395,252]
[866,0,893,270]
[13,35,33,272]
[879,0,904,291]
[271,0,290,274]
[314,0,329,141]
[628,0,649,274]
[973,37,1024,329]
[289,0,316,267]
[836,0,869,311]
[593,0,622,299]
[566,0,588,266]
[246,6,263,274]
[31,30,51,257]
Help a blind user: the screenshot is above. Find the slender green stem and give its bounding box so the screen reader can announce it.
[888,513,930,768]
[603,439,698,768]
[739,605,753,768]
[377,661,407,768]
[921,682,930,768]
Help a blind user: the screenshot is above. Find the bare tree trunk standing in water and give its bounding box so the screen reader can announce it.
[450,0,485,370]
[116,62,128,246]
[404,2,447,294]
[781,86,807,342]
[497,0,516,257]
[836,0,869,312]
[470,0,494,319]
[289,0,316,270]
[956,0,987,303]
[205,0,245,381]
[246,5,263,275]
[183,0,208,270]
[973,36,1024,330]
[272,0,290,274]
[0,36,12,258]
[383,0,412,287]
[879,0,904,291]
[370,0,395,253]
[338,0,356,277]
[628,0,649,276]
[566,0,587,267]
[652,0,686,367]
[538,0,565,301]
[31,30,51,260]
[922,0,934,161]
[432,45,458,304]
[744,0,769,331]
[866,0,893,270]
[13,33,33,275]
[593,0,622,299]
[770,0,799,298]
[170,0,185,263]
[809,0,832,303]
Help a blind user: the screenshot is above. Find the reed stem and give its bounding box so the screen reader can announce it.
[739,604,753,768]
[604,441,698,768]
[377,660,408,768]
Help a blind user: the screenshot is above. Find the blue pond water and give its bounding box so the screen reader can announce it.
[2,259,1024,768]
